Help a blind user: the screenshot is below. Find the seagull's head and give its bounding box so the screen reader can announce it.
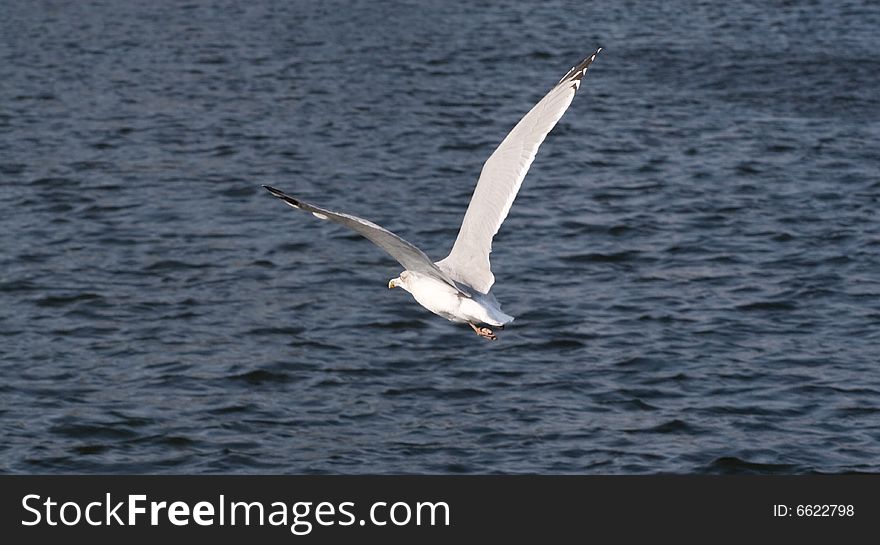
[388,271,411,291]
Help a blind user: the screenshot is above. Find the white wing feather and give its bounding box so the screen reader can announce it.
[436,48,602,294]
[263,185,467,295]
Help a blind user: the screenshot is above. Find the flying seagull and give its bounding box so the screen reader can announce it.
[264,48,602,340]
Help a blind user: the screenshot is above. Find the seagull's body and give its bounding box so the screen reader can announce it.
[393,270,513,326]
[264,49,601,340]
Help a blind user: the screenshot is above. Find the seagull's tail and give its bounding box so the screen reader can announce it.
[485,295,515,327]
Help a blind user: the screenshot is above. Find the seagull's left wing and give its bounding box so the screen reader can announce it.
[437,49,602,294]
[263,185,467,294]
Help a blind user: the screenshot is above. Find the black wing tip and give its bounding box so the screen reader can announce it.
[574,47,602,75]
[560,47,603,85]
[584,46,603,63]
[262,185,302,207]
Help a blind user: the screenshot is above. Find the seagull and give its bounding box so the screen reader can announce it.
[264,48,601,340]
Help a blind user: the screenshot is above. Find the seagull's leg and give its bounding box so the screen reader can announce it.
[468,322,497,341]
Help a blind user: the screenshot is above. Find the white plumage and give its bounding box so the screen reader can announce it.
[264,49,601,340]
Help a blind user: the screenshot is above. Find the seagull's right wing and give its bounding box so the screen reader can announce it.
[263,185,466,294]
[437,49,602,294]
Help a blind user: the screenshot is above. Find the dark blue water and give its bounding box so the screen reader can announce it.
[2,0,879,474]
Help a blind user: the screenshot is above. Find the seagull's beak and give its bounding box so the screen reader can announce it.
[388,279,397,289]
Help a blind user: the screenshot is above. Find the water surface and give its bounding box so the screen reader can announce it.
[1,0,879,473]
